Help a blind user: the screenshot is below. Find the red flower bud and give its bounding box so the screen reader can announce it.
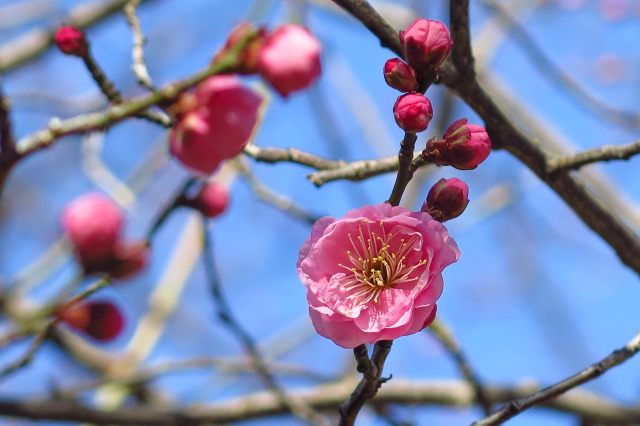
[190,181,230,219]
[257,25,322,97]
[170,75,263,174]
[422,178,470,222]
[426,119,491,170]
[61,193,124,267]
[393,92,433,133]
[400,19,452,73]
[54,26,89,57]
[59,301,124,341]
[383,58,419,92]
[213,22,266,75]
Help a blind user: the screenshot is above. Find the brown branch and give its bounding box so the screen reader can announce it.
[1,379,640,425]
[0,0,159,73]
[387,133,417,206]
[473,331,640,425]
[450,0,475,80]
[338,340,393,426]
[330,0,402,56]
[546,139,640,173]
[14,32,254,157]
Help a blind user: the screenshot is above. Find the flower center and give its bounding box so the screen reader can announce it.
[338,219,426,308]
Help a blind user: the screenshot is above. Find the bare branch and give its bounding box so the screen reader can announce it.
[546,139,640,172]
[0,0,159,73]
[473,331,640,425]
[1,379,640,425]
[243,143,343,170]
[14,33,254,157]
[124,0,155,90]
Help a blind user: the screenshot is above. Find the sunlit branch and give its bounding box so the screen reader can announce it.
[1,379,639,424]
[124,0,155,91]
[546,139,640,172]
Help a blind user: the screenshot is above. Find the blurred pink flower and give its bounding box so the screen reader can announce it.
[297,204,459,348]
[190,181,230,218]
[257,25,322,97]
[170,75,262,174]
[61,193,124,266]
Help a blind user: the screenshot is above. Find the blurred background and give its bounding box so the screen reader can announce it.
[1,0,640,424]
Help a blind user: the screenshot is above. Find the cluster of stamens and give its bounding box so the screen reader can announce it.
[337,219,427,310]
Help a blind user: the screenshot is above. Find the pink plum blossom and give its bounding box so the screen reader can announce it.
[170,75,263,174]
[61,193,124,266]
[400,19,453,73]
[257,25,322,97]
[297,203,460,348]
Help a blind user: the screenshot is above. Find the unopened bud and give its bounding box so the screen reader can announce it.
[58,301,124,341]
[400,19,453,73]
[426,119,491,170]
[54,26,89,57]
[393,92,433,133]
[422,178,469,222]
[189,181,230,219]
[213,22,266,75]
[383,58,419,92]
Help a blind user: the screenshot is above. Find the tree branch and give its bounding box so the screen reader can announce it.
[473,331,640,425]
[546,139,640,172]
[0,0,159,73]
[1,379,639,425]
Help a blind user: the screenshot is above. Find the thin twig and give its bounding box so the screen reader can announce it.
[124,0,155,90]
[201,224,330,426]
[145,177,197,242]
[546,139,640,172]
[244,143,343,170]
[0,0,159,73]
[14,30,256,157]
[428,319,492,416]
[473,331,640,425]
[0,323,53,381]
[235,158,320,225]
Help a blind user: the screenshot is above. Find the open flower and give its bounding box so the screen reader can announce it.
[297,204,459,348]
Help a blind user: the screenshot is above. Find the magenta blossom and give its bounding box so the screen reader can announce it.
[384,58,419,92]
[257,25,322,97]
[297,204,459,348]
[422,178,470,222]
[170,75,263,174]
